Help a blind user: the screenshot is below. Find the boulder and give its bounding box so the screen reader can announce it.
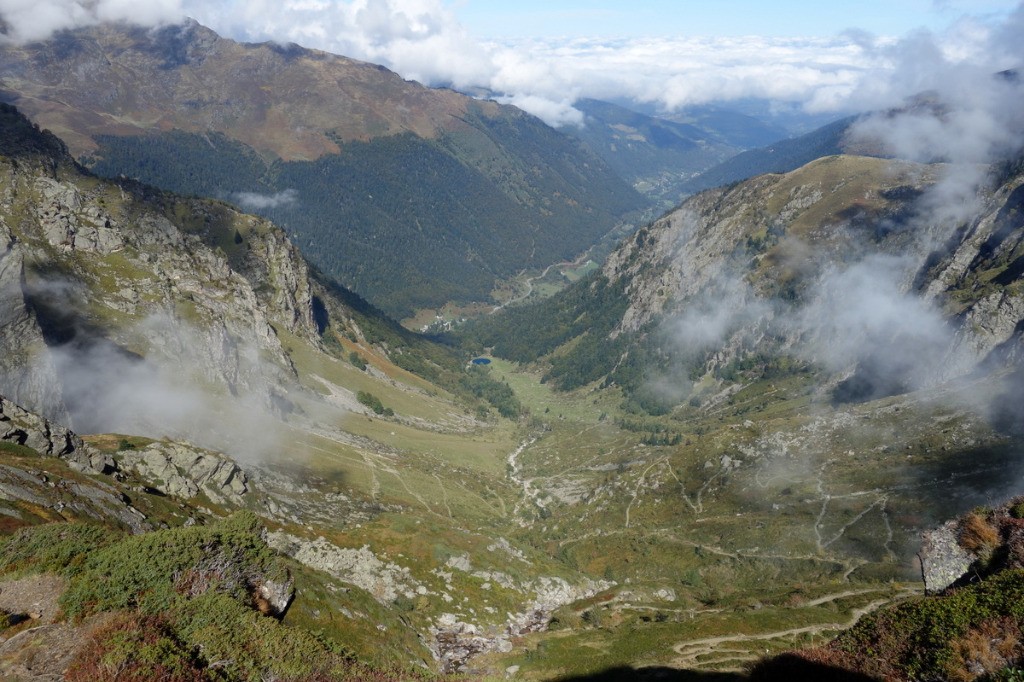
[919,520,977,594]
[119,441,249,506]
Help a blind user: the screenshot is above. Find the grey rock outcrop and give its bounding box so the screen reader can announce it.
[0,225,66,421]
[34,176,123,254]
[428,574,612,673]
[0,395,148,533]
[254,577,295,618]
[118,441,249,506]
[919,520,977,594]
[0,460,149,531]
[949,291,1024,370]
[267,532,423,603]
[0,105,324,444]
[0,394,113,474]
[430,550,612,672]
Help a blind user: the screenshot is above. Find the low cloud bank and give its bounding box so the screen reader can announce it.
[3,0,1021,127]
[657,6,1024,408]
[230,189,299,212]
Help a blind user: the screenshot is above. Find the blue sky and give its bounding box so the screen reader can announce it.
[453,0,1020,38]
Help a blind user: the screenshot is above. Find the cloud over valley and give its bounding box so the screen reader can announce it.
[1,0,1021,127]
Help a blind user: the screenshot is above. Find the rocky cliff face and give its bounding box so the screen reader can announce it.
[0,393,151,531]
[599,154,1024,388]
[0,104,320,444]
[0,394,112,474]
[1,390,264,538]
[603,156,940,335]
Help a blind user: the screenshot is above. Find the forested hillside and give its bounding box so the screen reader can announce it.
[88,117,641,316]
[0,21,644,317]
[561,99,742,205]
[465,151,1024,419]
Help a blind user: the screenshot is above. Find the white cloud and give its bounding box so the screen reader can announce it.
[230,189,299,211]
[173,1,1012,125]
[496,94,583,128]
[2,0,1022,127]
[0,0,183,42]
[182,0,888,124]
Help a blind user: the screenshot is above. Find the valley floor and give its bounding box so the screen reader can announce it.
[242,346,1017,678]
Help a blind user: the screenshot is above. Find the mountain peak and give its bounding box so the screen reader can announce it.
[0,19,478,161]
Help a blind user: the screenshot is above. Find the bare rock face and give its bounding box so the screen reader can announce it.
[254,577,295,618]
[118,441,249,506]
[429,552,612,673]
[0,396,148,532]
[0,394,114,474]
[34,176,123,254]
[0,105,321,443]
[919,520,977,594]
[0,226,66,422]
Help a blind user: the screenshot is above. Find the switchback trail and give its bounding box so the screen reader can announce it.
[670,587,917,670]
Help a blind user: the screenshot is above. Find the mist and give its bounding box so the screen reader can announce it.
[653,6,1024,408]
[229,189,299,212]
[0,0,183,43]
[13,272,299,463]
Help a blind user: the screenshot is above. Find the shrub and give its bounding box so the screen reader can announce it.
[356,391,387,415]
[65,612,211,682]
[796,569,1024,681]
[348,351,368,371]
[948,617,1022,682]
[172,591,348,680]
[61,512,286,618]
[0,515,459,682]
[0,523,118,577]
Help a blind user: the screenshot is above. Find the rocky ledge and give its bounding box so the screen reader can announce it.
[117,441,249,507]
[1,394,114,474]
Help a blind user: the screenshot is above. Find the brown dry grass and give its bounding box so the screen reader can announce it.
[960,512,1001,554]
[947,617,1023,682]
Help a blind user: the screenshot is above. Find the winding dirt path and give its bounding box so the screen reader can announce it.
[670,587,918,670]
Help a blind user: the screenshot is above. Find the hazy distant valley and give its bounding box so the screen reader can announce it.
[0,12,1024,682]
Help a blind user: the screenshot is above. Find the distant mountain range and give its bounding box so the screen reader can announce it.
[678,116,858,195]
[556,97,867,211]
[0,20,644,317]
[557,98,789,207]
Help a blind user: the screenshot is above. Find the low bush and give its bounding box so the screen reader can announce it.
[961,512,1001,555]
[0,523,118,576]
[65,612,211,682]
[754,570,1024,681]
[61,511,285,618]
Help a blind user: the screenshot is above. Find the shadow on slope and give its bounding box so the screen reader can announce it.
[552,667,743,682]
[551,659,877,681]
[746,654,880,681]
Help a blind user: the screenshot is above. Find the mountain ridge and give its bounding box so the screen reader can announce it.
[0,19,645,317]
